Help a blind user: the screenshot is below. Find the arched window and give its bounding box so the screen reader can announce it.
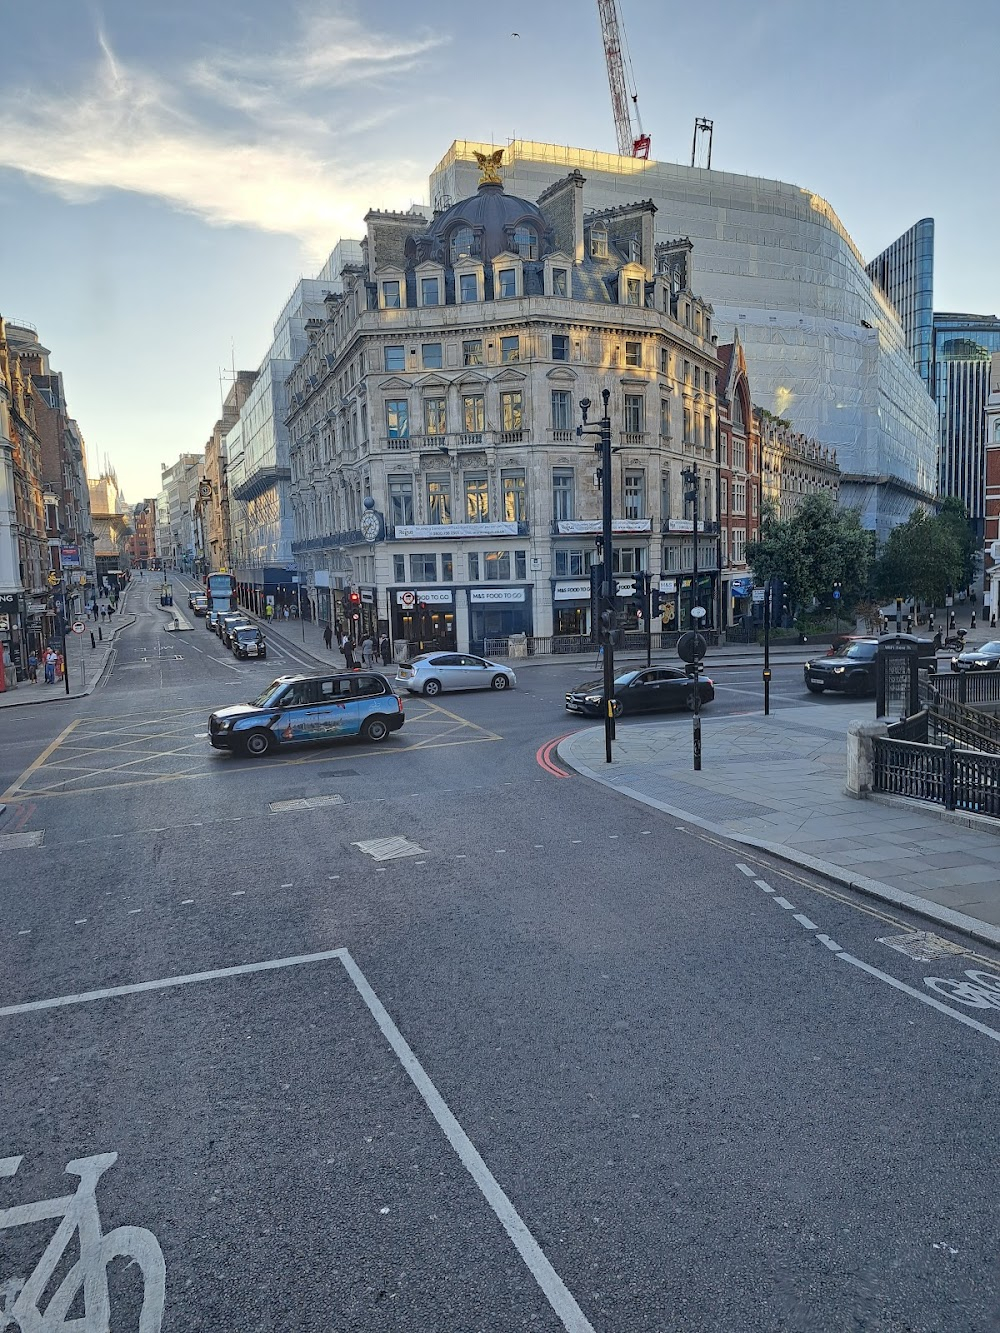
[450,226,477,263]
[732,393,745,431]
[513,225,537,259]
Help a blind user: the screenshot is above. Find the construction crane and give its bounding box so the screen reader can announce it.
[596,0,650,159]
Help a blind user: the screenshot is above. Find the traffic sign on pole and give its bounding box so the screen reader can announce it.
[71,621,86,635]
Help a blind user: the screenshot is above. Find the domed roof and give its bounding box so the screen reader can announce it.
[420,181,551,267]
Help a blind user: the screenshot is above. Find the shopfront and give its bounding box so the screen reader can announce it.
[552,580,594,640]
[391,588,456,654]
[467,587,532,655]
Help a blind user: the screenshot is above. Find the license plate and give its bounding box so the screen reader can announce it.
[809,677,823,685]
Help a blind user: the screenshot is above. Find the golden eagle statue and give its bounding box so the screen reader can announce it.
[474,149,504,186]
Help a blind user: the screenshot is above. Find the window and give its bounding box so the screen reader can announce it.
[733,438,746,470]
[624,471,645,521]
[718,435,727,466]
[386,399,409,439]
[702,414,712,450]
[500,335,519,363]
[552,267,568,297]
[703,476,712,522]
[553,469,575,522]
[464,474,489,523]
[660,347,668,374]
[468,553,480,580]
[459,272,479,303]
[360,403,368,441]
[625,278,642,307]
[502,470,526,523]
[441,552,453,581]
[497,268,517,299]
[462,394,485,433]
[409,554,437,582]
[684,360,691,384]
[515,551,526,580]
[555,548,592,577]
[720,529,728,564]
[451,227,477,262]
[733,478,747,515]
[426,475,452,525]
[385,475,413,529]
[484,551,511,580]
[382,280,401,308]
[551,390,572,430]
[733,528,746,564]
[611,546,645,575]
[384,345,405,371]
[683,404,693,442]
[624,394,644,433]
[513,226,537,259]
[552,333,569,361]
[694,366,701,390]
[663,545,679,572]
[393,554,405,582]
[720,477,728,514]
[421,343,443,370]
[463,338,483,366]
[500,390,523,431]
[661,472,671,522]
[420,276,440,306]
[660,398,671,438]
[424,397,446,436]
[590,226,608,259]
[625,341,642,368]
[751,486,758,516]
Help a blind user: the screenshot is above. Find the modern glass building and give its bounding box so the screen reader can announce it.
[933,312,1000,537]
[430,140,938,538]
[866,218,935,391]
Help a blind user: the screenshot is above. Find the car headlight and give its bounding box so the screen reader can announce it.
[832,666,846,674]
[804,661,812,671]
[584,694,603,705]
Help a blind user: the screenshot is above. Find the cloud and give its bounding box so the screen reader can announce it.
[0,9,443,256]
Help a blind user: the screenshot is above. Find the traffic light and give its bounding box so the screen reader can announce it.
[651,590,665,617]
[635,571,649,597]
[348,590,361,608]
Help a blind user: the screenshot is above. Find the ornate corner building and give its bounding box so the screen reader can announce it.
[286,165,732,655]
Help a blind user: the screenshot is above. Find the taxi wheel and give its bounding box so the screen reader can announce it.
[242,729,272,758]
[490,674,510,690]
[362,716,390,743]
[423,679,442,696]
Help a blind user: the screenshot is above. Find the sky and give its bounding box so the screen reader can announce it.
[1,0,997,504]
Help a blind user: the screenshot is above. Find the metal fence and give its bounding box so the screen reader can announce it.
[481,630,721,660]
[928,668,1000,706]
[872,736,1000,816]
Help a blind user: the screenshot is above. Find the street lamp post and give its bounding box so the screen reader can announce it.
[578,389,616,764]
[682,464,700,629]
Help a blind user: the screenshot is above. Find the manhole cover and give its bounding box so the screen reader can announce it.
[270,795,345,813]
[353,836,425,861]
[877,931,969,962]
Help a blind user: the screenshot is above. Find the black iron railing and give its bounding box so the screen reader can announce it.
[929,668,1000,706]
[873,736,1000,816]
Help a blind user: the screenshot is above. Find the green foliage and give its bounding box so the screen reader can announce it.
[935,496,978,589]
[746,493,872,614]
[873,508,963,607]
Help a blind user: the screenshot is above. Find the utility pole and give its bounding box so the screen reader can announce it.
[578,389,616,764]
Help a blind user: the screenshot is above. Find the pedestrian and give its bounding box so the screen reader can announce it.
[905,614,913,635]
[323,623,334,651]
[265,602,273,622]
[379,634,392,666]
[345,638,357,670]
[54,651,64,681]
[971,589,977,609]
[283,605,290,621]
[361,634,374,667]
[27,651,38,683]
[972,609,977,630]
[992,610,997,629]
[100,606,106,621]
[43,648,55,684]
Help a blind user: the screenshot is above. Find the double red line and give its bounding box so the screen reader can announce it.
[536,734,572,778]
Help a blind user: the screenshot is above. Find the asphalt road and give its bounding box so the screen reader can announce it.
[2,579,999,1332]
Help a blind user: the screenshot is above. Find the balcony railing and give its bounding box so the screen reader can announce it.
[620,431,647,446]
[551,429,575,442]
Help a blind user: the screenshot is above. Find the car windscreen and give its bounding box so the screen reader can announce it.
[975,641,1000,655]
[235,629,257,640]
[249,680,285,706]
[834,642,876,660]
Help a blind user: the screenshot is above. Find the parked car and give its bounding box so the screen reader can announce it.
[222,618,255,649]
[951,639,1000,672]
[231,627,267,659]
[191,596,208,617]
[565,666,714,717]
[804,636,937,695]
[396,652,516,696]
[208,672,404,756]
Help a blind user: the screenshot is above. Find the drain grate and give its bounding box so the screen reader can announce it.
[353,836,425,861]
[270,795,345,813]
[877,931,969,962]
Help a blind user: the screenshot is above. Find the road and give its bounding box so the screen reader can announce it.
[2,579,998,1331]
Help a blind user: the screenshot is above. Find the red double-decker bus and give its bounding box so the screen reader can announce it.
[205,572,236,614]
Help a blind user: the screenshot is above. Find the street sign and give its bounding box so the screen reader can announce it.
[47,571,60,587]
[400,591,415,608]
[752,588,765,604]
[71,620,86,635]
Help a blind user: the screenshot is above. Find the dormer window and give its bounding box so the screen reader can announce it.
[625,277,642,307]
[450,226,478,263]
[459,272,479,303]
[497,268,517,299]
[421,276,440,306]
[381,279,401,309]
[513,225,537,259]
[590,225,608,259]
[630,236,641,264]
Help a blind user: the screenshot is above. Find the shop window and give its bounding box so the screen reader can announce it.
[484,551,511,580]
[464,474,489,523]
[552,333,569,361]
[500,335,519,363]
[552,468,575,522]
[384,345,405,371]
[500,390,523,431]
[462,394,485,433]
[426,474,452,524]
[463,338,483,366]
[502,470,526,523]
[409,553,437,582]
[422,343,443,370]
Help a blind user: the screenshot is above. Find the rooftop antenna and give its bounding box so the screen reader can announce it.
[691,118,714,169]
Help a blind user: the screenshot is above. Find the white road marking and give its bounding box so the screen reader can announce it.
[127,909,141,915]
[181,899,194,905]
[232,891,246,897]
[17,930,30,936]
[793,913,818,930]
[838,953,1000,1044]
[338,950,597,1333]
[74,919,87,925]
[755,880,774,894]
[736,863,756,877]
[773,896,795,910]
[817,934,842,953]
[0,832,44,850]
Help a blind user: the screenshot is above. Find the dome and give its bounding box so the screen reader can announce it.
[419,181,552,267]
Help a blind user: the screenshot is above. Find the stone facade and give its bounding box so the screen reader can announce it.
[759,414,840,519]
[285,170,721,653]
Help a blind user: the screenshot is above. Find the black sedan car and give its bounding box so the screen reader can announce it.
[951,639,1000,672]
[566,666,714,717]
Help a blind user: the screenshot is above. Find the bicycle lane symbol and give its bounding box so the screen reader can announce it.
[0,1152,165,1332]
[923,969,1000,1011]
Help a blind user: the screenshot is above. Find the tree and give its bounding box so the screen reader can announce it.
[935,496,977,591]
[873,509,963,608]
[746,493,872,615]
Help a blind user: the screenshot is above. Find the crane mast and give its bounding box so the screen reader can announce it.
[596,0,650,159]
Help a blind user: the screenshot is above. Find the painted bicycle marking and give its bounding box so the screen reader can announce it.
[0,1152,165,1331]
[923,969,1000,1010]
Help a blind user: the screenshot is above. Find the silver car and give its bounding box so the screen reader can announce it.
[396,652,516,697]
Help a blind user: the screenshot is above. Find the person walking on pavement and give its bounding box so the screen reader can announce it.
[43,648,55,684]
[972,608,977,630]
[323,623,334,651]
[27,651,38,683]
[379,634,392,667]
[361,634,374,667]
[340,631,356,670]
[54,651,64,681]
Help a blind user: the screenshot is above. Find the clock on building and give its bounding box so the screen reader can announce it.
[360,511,381,543]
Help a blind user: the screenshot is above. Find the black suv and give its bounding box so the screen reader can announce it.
[804,636,936,696]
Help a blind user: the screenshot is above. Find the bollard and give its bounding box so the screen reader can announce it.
[90,632,96,649]
[98,626,103,641]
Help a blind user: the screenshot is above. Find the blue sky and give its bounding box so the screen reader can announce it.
[1,0,996,502]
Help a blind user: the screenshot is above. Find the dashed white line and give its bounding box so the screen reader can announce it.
[838,952,1000,1045]
[817,934,842,953]
[75,919,87,925]
[127,908,142,915]
[281,883,293,888]
[736,863,756,877]
[772,896,795,910]
[17,930,30,936]
[181,899,194,905]
[755,879,774,894]
[232,890,246,897]
[793,913,818,931]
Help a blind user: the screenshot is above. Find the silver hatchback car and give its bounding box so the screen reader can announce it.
[396,652,516,696]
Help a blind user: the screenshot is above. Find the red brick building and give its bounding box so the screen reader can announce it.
[715,332,761,627]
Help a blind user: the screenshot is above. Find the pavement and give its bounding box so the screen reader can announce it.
[560,700,1000,952]
[0,588,136,708]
